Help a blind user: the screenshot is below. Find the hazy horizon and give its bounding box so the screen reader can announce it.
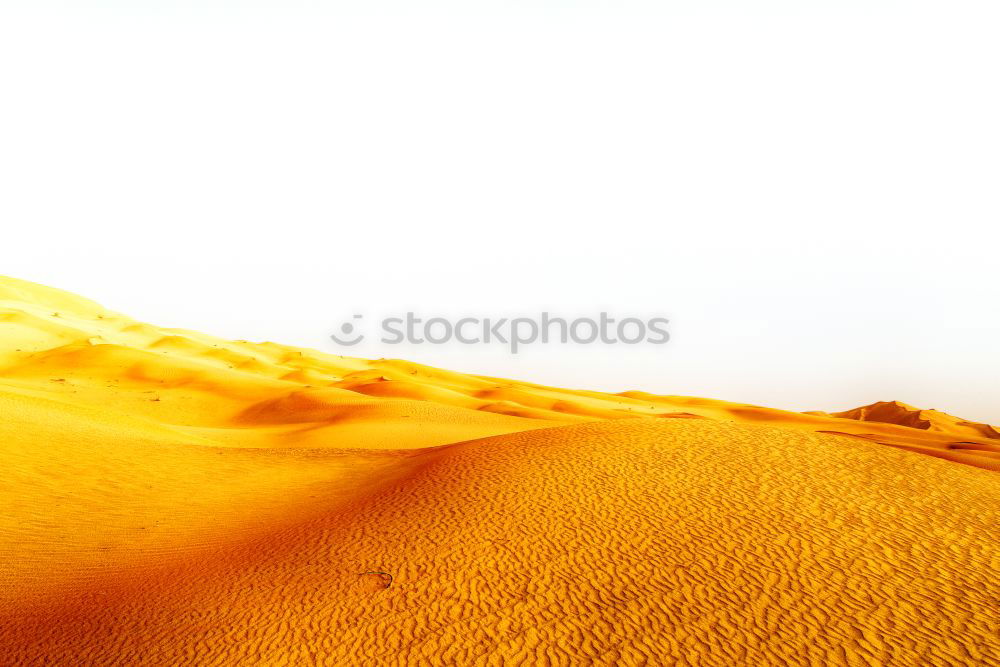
[3,0,998,424]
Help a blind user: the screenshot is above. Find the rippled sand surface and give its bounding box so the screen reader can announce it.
[2,276,997,665]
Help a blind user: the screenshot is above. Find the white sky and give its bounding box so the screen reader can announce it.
[2,1,998,423]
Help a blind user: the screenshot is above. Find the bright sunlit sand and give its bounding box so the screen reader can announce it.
[1,276,997,665]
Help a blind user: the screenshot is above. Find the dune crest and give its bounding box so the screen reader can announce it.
[826,400,1000,440]
[1,275,998,664]
[2,275,997,469]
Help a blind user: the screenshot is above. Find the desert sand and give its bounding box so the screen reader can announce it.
[1,275,997,665]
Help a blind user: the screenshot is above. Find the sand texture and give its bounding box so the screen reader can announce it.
[1,276,997,665]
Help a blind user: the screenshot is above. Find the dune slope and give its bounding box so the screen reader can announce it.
[2,419,997,665]
[1,275,998,665]
[2,275,997,467]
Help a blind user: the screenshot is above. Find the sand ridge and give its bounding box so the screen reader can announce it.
[1,275,998,665]
[2,275,996,468]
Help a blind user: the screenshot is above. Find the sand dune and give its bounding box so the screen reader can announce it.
[2,275,996,466]
[3,418,997,665]
[1,275,998,665]
[825,400,1000,440]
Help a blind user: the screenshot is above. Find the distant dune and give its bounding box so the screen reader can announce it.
[1,276,997,665]
[825,400,1000,441]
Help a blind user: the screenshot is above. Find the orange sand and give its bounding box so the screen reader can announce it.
[1,276,997,665]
